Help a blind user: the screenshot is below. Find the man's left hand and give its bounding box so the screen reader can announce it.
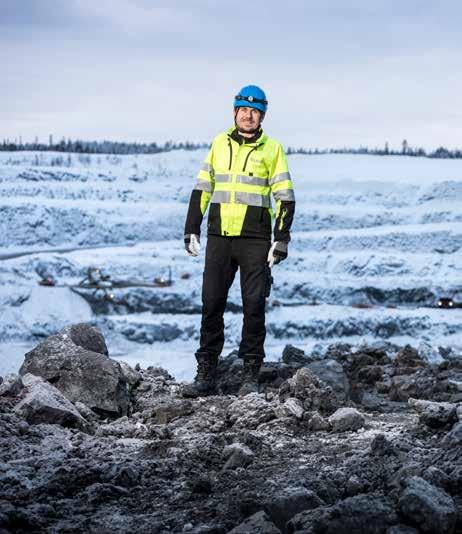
[267,241,288,267]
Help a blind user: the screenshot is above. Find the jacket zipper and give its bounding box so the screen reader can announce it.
[242,142,264,172]
[228,139,233,170]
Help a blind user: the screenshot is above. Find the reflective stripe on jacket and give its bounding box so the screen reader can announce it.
[184,126,295,241]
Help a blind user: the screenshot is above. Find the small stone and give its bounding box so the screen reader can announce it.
[304,410,330,431]
[345,475,366,496]
[275,398,304,420]
[0,374,24,396]
[282,344,309,367]
[119,361,142,388]
[370,434,396,456]
[386,526,419,534]
[137,381,152,392]
[223,443,254,470]
[442,421,462,445]
[328,407,365,432]
[227,511,280,533]
[423,467,450,490]
[417,342,444,366]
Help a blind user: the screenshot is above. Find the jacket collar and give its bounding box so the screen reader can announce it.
[226,126,267,145]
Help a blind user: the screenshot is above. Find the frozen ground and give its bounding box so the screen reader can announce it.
[1,149,461,378]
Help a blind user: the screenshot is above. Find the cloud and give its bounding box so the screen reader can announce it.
[1,0,462,148]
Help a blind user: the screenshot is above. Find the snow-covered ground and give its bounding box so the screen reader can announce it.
[1,150,461,378]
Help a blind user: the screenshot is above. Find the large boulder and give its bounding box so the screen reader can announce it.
[408,398,457,429]
[389,371,436,402]
[227,511,281,533]
[287,493,398,533]
[398,476,456,533]
[19,323,128,416]
[14,374,89,430]
[328,407,365,432]
[264,487,324,530]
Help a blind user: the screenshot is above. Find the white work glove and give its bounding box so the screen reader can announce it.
[184,234,201,256]
[267,241,288,267]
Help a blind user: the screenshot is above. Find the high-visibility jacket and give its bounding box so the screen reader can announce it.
[184,126,295,242]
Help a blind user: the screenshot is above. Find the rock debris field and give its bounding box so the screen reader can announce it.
[1,323,461,533]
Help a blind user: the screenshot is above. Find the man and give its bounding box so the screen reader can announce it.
[182,85,295,397]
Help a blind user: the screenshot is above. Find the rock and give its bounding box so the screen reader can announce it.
[389,371,436,402]
[287,493,398,533]
[304,410,330,431]
[328,407,365,432]
[307,359,349,402]
[398,476,456,533]
[227,393,276,430]
[20,323,129,416]
[394,345,424,368]
[149,398,193,424]
[457,404,462,421]
[84,482,130,504]
[66,322,108,355]
[275,398,304,420]
[418,342,444,366]
[107,464,141,488]
[0,374,23,396]
[370,433,396,456]
[264,487,324,530]
[408,398,457,428]
[282,345,310,367]
[119,361,142,389]
[279,367,338,415]
[223,443,255,470]
[186,475,213,495]
[74,401,99,422]
[227,511,281,533]
[356,365,383,385]
[13,374,89,430]
[423,467,451,490]
[324,342,354,361]
[442,421,462,445]
[388,463,423,491]
[386,527,419,534]
[345,476,368,496]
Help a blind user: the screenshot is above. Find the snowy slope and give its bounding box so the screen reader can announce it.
[1,150,461,377]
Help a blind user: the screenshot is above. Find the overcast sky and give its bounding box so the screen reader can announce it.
[2,0,461,149]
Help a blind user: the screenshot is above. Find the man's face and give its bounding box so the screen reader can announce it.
[235,106,263,133]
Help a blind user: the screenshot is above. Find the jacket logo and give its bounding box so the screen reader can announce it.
[250,157,264,165]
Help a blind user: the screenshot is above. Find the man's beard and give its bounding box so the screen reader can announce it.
[236,121,260,134]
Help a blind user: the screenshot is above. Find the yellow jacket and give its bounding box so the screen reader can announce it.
[185,126,295,241]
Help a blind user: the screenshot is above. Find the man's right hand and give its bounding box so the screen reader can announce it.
[184,234,201,256]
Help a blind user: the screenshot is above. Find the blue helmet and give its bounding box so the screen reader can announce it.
[234,85,268,113]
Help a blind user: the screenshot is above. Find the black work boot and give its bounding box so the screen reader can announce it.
[238,354,264,397]
[181,351,218,398]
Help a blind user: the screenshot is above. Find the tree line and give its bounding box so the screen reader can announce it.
[1,137,461,159]
[286,140,462,159]
[0,138,208,155]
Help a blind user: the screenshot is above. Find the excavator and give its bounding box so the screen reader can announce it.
[38,266,173,301]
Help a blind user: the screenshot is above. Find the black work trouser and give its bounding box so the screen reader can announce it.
[199,235,271,359]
